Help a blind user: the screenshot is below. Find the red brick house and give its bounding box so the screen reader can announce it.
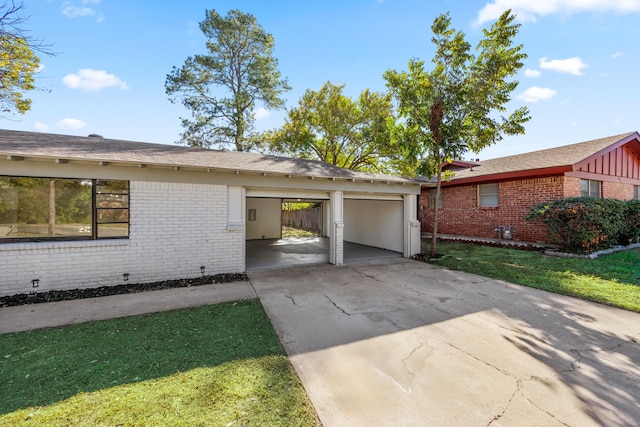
[419,132,640,244]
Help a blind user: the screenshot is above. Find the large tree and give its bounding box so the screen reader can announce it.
[165,9,290,151]
[384,10,530,256]
[266,81,405,173]
[0,1,42,116]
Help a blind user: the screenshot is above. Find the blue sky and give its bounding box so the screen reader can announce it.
[5,0,640,160]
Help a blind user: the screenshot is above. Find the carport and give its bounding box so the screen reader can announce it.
[245,188,416,270]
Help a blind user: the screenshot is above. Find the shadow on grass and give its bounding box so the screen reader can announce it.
[427,242,640,311]
[0,300,283,415]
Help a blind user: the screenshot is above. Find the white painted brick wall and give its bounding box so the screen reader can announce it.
[0,181,244,296]
[410,220,421,256]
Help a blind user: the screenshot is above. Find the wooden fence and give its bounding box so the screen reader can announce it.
[282,206,322,232]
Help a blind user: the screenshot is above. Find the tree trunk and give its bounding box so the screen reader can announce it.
[428,98,444,257]
[430,166,442,257]
[48,178,56,236]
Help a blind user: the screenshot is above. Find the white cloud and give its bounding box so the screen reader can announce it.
[475,0,640,24]
[62,69,129,92]
[539,57,587,76]
[61,0,104,22]
[57,118,88,129]
[34,122,50,131]
[612,51,624,58]
[254,107,271,120]
[518,86,557,103]
[524,69,541,77]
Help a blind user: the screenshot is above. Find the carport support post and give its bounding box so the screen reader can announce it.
[329,190,344,265]
[404,194,421,257]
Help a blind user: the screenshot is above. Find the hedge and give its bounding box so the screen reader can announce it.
[526,197,640,254]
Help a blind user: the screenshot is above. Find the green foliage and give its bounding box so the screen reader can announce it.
[384,9,530,256]
[0,177,91,226]
[282,202,319,211]
[0,301,319,426]
[165,9,290,151]
[266,81,406,174]
[0,1,44,117]
[526,197,639,254]
[621,200,640,245]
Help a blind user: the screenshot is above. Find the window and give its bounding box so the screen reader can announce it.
[478,183,499,207]
[635,185,640,201]
[429,189,443,208]
[0,176,129,242]
[580,179,601,198]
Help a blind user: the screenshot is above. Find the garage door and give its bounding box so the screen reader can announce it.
[343,199,403,253]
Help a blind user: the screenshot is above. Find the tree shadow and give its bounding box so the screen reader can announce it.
[250,259,640,425]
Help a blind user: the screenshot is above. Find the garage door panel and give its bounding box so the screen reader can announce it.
[344,199,403,253]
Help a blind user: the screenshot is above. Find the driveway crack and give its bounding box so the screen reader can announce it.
[448,342,513,377]
[486,377,571,427]
[324,294,352,316]
[284,295,301,306]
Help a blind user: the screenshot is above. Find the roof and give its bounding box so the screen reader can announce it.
[441,131,640,185]
[0,129,411,184]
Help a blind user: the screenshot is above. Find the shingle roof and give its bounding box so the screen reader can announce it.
[0,129,410,183]
[450,132,639,181]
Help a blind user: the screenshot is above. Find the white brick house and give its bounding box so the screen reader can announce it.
[0,130,421,297]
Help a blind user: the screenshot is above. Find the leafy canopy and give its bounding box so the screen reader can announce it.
[0,1,42,117]
[165,9,290,151]
[265,81,405,174]
[384,10,530,255]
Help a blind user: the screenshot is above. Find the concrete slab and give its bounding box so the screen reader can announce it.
[246,237,401,270]
[250,259,640,427]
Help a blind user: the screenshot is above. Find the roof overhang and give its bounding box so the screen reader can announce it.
[573,132,640,172]
[419,165,573,187]
[1,152,420,187]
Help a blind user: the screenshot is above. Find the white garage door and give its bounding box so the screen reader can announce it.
[343,199,404,253]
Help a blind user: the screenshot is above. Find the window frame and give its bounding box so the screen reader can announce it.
[478,183,499,207]
[0,175,130,243]
[428,188,444,209]
[580,179,601,198]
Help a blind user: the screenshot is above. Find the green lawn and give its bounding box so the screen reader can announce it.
[423,241,640,313]
[0,300,319,426]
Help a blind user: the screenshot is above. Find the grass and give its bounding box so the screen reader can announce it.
[282,226,321,238]
[423,241,640,313]
[0,300,319,426]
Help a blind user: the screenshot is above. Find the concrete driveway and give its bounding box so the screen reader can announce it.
[250,258,640,427]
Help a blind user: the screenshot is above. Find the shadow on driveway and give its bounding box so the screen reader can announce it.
[249,258,640,427]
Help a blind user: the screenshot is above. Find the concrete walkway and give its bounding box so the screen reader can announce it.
[250,259,640,427]
[0,282,256,334]
[1,260,639,426]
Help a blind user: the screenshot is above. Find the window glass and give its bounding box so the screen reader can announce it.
[580,179,601,198]
[0,176,129,242]
[96,180,129,239]
[0,177,92,240]
[478,183,499,207]
[97,223,129,238]
[428,189,443,208]
[634,185,639,200]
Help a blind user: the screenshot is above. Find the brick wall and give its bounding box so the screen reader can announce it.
[0,181,244,297]
[420,176,566,243]
[603,181,635,200]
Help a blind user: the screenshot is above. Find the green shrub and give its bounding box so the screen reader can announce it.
[526,197,628,254]
[621,200,640,245]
